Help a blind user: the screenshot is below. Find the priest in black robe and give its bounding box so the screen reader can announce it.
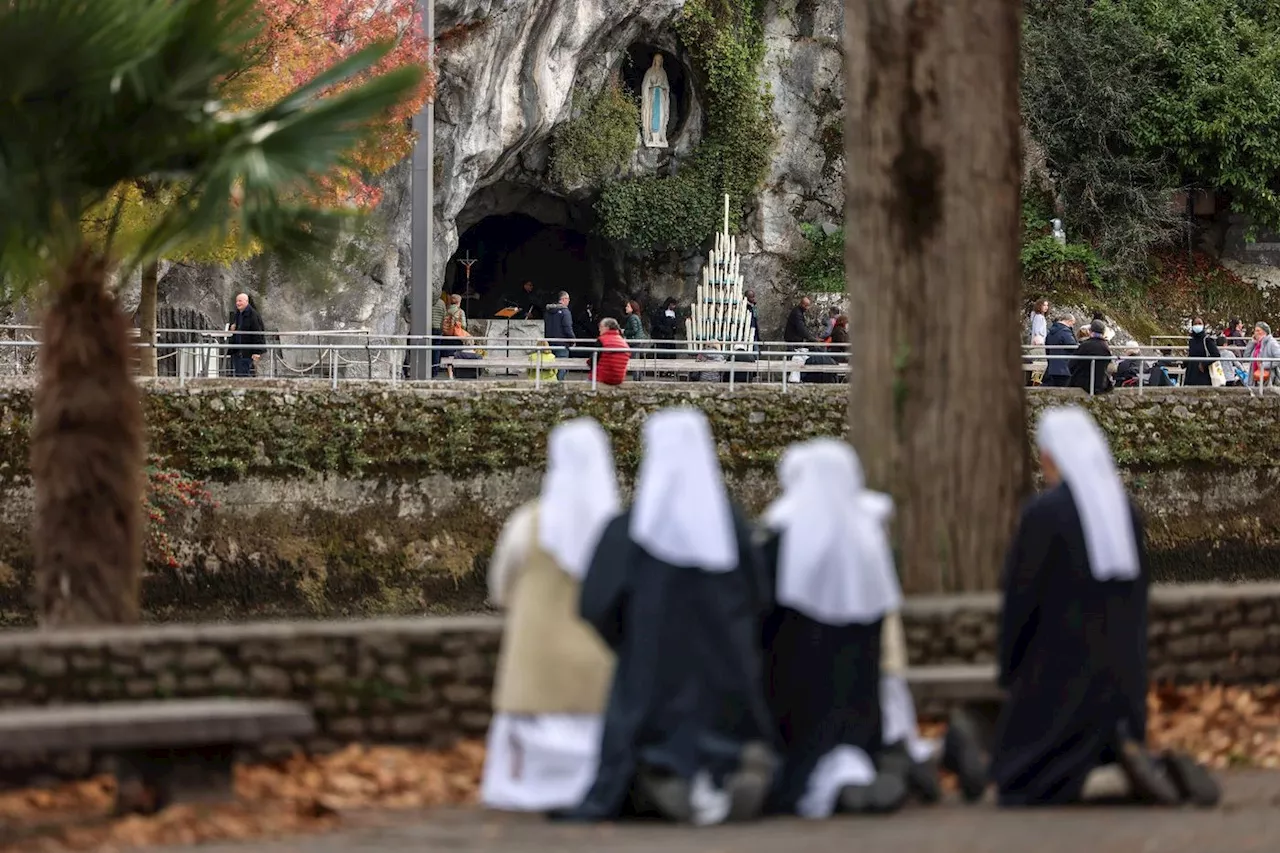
[985,406,1216,807]
[558,408,777,824]
[758,438,908,817]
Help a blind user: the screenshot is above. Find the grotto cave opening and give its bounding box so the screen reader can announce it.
[445,188,629,325]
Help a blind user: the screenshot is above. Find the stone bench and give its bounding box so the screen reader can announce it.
[0,699,314,814]
[906,663,1002,718]
[438,355,846,382]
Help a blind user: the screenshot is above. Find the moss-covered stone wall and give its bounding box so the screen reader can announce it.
[0,380,1274,622]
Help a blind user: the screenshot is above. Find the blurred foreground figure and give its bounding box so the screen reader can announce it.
[557,409,776,824]
[759,439,927,817]
[946,407,1219,808]
[481,419,619,811]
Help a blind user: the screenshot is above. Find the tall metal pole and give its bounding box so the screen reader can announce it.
[409,0,434,379]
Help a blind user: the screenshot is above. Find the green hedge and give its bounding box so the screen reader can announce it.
[0,384,1272,486]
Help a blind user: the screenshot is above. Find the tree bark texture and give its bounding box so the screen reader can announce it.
[138,261,158,378]
[844,0,1031,592]
[31,247,145,626]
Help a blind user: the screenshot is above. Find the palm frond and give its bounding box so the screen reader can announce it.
[2,0,423,286]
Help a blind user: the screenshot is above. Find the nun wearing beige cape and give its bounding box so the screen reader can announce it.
[480,418,620,812]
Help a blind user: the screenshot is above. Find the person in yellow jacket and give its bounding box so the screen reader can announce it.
[526,341,559,383]
[480,418,619,811]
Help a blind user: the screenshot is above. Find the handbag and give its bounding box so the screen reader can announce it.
[1209,361,1227,387]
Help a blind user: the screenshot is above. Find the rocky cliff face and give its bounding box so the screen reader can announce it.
[153,0,845,341]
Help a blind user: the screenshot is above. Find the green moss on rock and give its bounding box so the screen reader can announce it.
[2,381,1280,622]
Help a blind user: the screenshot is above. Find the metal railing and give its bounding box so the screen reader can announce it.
[2,324,1276,395]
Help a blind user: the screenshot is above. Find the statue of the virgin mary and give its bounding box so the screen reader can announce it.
[641,54,670,148]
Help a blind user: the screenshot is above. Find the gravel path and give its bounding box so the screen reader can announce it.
[143,770,1280,853]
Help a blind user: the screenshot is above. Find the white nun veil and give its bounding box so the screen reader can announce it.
[763,438,902,624]
[630,408,737,572]
[537,418,621,580]
[1035,406,1140,582]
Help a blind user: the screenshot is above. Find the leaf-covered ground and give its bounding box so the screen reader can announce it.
[0,685,1276,852]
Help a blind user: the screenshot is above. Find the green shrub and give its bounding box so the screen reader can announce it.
[550,82,639,190]
[793,223,844,293]
[1021,235,1104,293]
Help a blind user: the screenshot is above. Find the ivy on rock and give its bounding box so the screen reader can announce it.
[595,0,775,253]
[550,81,640,191]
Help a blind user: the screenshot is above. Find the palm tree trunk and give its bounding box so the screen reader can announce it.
[31,246,144,626]
[138,260,158,378]
[844,0,1031,592]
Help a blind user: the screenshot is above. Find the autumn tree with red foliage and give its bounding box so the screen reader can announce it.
[126,0,434,375]
[229,0,434,210]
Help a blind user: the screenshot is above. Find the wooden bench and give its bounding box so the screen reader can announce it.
[0,699,314,814]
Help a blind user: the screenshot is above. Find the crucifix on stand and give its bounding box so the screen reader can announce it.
[456,251,480,310]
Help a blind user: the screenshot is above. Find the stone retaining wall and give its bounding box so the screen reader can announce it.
[2,382,1280,623]
[905,583,1280,682]
[0,583,1274,785]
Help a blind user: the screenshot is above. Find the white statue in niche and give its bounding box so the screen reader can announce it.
[641,53,671,148]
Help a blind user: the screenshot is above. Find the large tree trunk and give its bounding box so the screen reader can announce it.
[138,261,158,378]
[844,0,1031,592]
[31,247,145,626]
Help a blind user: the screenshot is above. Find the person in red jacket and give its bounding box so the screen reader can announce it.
[591,318,631,386]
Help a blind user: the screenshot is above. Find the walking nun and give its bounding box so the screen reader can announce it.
[481,418,620,811]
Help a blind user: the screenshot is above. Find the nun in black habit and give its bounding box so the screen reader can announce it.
[985,406,1217,807]
[757,439,909,817]
[557,408,777,825]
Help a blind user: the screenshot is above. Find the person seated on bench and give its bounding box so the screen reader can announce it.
[695,344,727,383]
[526,340,559,383]
[555,409,776,825]
[946,406,1219,808]
[757,438,909,817]
[481,419,620,811]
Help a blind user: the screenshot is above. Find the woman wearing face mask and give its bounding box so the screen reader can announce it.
[1183,317,1220,387]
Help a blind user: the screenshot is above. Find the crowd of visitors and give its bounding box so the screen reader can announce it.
[479,405,1219,825]
[506,292,842,387]
[1028,299,1280,394]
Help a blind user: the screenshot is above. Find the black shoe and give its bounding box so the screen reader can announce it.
[907,757,943,804]
[942,711,987,804]
[1161,751,1221,808]
[877,741,911,779]
[636,769,694,823]
[726,741,776,822]
[838,774,908,814]
[879,741,941,805]
[1114,738,1180,806]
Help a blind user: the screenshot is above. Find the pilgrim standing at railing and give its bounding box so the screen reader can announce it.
[227,292,265,377]
[1183,317,1220,387]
